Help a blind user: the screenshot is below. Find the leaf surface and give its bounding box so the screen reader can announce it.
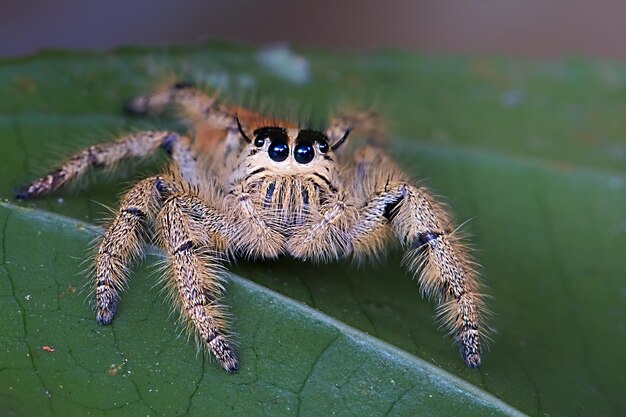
[1,44,625,416]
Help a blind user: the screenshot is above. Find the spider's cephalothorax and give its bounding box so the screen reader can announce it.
[17,83,486,372]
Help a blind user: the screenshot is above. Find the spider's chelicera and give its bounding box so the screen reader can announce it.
[17,82,486,372]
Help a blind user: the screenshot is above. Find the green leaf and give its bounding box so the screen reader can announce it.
[0,44,624,416]
[0,203,517,417]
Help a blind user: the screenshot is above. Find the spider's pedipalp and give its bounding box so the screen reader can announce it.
[287,197,356,262]
[225,188,285,259]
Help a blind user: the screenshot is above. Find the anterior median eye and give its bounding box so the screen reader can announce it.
[294,144,314,164]
[268,141,289,162]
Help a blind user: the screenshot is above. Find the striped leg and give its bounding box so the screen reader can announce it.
[125,82,221,123]
[16,130,185,199]
[159,194,238,372]
[348,147,484,367]
[95,176,167,324]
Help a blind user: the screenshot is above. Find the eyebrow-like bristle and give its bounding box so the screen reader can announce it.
[253,126,289,140]
[295,129,329,144]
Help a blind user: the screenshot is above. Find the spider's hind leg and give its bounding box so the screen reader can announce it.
[326,109,388,154]
[124,82,218,122]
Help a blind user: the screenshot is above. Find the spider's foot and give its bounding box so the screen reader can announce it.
[460,327,482,368]
[464,353,481,368]
[15,173,61,200]
[461,341,482,368]
[96,305,116,325]
[15,187,32,200]
[209,334,239,373]
[221,352,239,373]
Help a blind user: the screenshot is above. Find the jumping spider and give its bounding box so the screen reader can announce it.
[17,82,485,372]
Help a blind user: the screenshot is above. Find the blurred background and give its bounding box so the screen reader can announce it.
[3,0,626,58]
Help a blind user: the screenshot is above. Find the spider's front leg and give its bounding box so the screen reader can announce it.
[95,175,171,324]
[94,136,199,323]
[158,193,238,372]
[16,131,188,199]
[348,147,484,367]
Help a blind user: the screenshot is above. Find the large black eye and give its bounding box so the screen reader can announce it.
[268,141,289,162]
[294,144,314,164]
[318,142,329,153]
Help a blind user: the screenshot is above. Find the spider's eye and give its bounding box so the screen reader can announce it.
[318,142,329,153]
[254,137,265,147]
[268,141,289,162]
[294,144,315,164]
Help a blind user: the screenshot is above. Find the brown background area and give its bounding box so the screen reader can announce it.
[2,0,626,58]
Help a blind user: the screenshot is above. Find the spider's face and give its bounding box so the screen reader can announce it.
[244,126,335,175]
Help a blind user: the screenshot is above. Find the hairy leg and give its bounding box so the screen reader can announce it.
[95,176,168,324]
[158,193,238,372]
[125,82,219,122]
[124,82,265,164]
[16,130,186,199]
[125,81,277,130]
[93,136,201,323]
[347,146,484,367]
[326,109,387,154]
